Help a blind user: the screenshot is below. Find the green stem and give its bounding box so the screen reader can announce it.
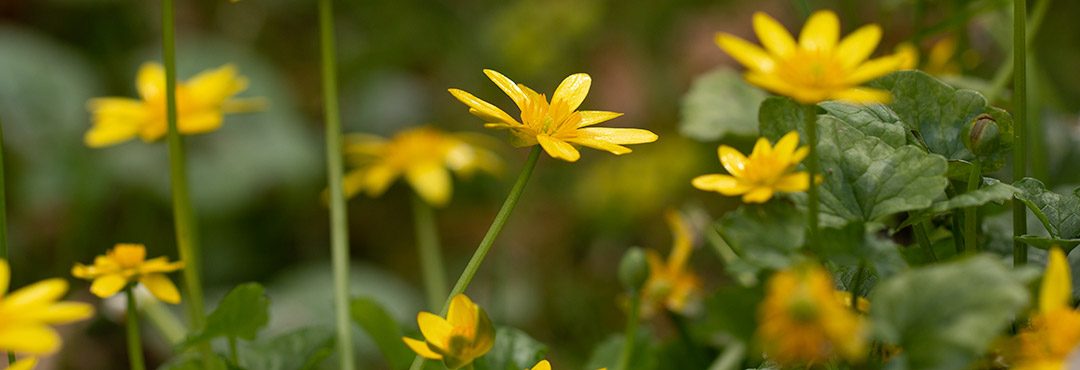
[913,221,938,262]
[125,286,147,370]
[1012,0,1028,267]
[617,292,642,370]
[0,113,12,368]
[412,194,448,310]
[849,262,867,308]
[802,104,820,252]
[409,147,542,370]
[963,165,981,253]
[228,336,239,366]
[161,0,207,330]
[986,0,1051,103]
[317,0,355,369]
[142,296,187,345]
[667,310,707,368]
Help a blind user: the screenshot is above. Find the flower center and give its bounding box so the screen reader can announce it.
[778,51,847,89]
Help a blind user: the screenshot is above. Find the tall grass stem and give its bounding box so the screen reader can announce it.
[413,194,448,310]
[125,286,147,370]
[1012,0,1028,266]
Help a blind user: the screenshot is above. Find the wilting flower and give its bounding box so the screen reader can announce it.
[341,126,501,207]
[0,260,94,354]
[1008,247,1080,370]
[72,244,184,304]
[715,10,905,104]
[85,62,263,148]
[641,210,701,317]
[448,70,657,162]
[403,294,495,369]
[758,264,866,366]
[692,131,812,203]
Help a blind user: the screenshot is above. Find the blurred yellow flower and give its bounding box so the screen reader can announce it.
[834,291,870,314]
[716,10,904,104]
[449,70,657,162]
[8,358,37,370]
[71,244,184,304]
[894,37,961,76]
[641,210,701,317]
[85,62,263,148]
[403,294,495,369]
[530,360,551,370]
[758,264,866,366]
[341,126,502,207]
[692,131,812,203]
[0,260,94,354]
[1008,247,1080,370]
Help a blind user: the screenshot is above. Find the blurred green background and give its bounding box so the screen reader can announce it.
[1,0,1080,368]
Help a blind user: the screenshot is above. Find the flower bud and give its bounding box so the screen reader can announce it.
[963,114,1000,156]
[619,247,650,292]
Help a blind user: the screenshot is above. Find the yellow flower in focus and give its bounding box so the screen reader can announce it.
[692,131,812,203]
[758,264,866,366]
[0,260,94,354]
[403,294,495,369]
[449,70,658,162]
[71,244,184,304]
[8,358,37,370]
[85,62,263,148]
[641,210,701,317]
[342,127,502,207]
[715,10,905,104]
[1008,247,1080,370]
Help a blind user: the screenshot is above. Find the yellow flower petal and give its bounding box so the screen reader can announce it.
[894,43,919,70]
[9,357,38,370]
[753,12,797,58]
[3,279,67,310]
[447,89,520,126]
[715,33,776,73]
[551,73,592,113]
[576,127,658,145]
[136,63,165,101]
[845,54,906,85]
[403,337,443,360]
[139,257,184,274]
[773,131,801,161]
[0,325,60,354]
[743,72,820,103]
[576,111,623,128]
[774,172,811,192]
[0,259,8,297]
[750,136,773,158]
[417,312,453,349]
[344,134,388,157]
[830,87,892,104]
[718,145,749,177]
[405,161,452,207]
[140,274,181,304]
[177,111,225,135]
[564,137,631,156]
[835,25,882,69]
[1041,248,1073,314]
[531,360,552,370]
[665,210,693,273]
[799,10,840,52]
[89,274,127,299]
[186,64,248,109]
[362,164,401,197]
[342,170,368,199]
[483,69,529,110]
[18,302,94,324]
[742,187,775,203]
[691,174,750,196]
[537,135,581,162]
[447,294,478,332]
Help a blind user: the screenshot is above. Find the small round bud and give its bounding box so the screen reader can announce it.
[963,114,1000,156]
[618,247,650,293]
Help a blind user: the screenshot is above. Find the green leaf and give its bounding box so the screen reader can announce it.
[868,70,1014,171]
[702,285,764,343]
[758,97,803,140]
[350,296,413,370]
[870,256,1030,370]
[679,67,768,141]
[1015,235,1080,253]
[156,353,230,370]
[818,102,908,148]
[182,283,270,348]
[715,202,805,274]
[821,223,908,288]
[584,331,658,370]
[897,178,1017,230]
[475,327,548,370]
[238,327,336,370]
[1013,177,1080,239]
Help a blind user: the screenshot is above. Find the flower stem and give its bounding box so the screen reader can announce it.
[317,0,355,369]
[412,194,448,310]
[161,0,207,330]
[125,286,147,370]
[617,292,641,370]
[963,164,981,253]
[228,336,239,366]
[0,115,12,367]
[802,104,821,252]
[1012,0,1028,267]
[408,147,541,370]
[985,0,1051,103]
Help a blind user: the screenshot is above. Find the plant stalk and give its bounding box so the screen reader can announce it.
[964,165,981,253]
[617,291,642,370]
[228,336,239,366]
[985,0,1051,103]
[1012,0,1028,266]
[125,286,147,370]
[0,114,12,367]
[914,222,938,262]
[413,194,448,310]
[802,104,821,252]
[317,0,355,368]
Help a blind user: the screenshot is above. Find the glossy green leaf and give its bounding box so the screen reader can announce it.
[898,178,1017,230]
[351,296,413,370]
[182,283,270,347]
[679,67,768,141]
[475,327,548,370]
[871,256,1030,370]
[715,202,805,274]
[1013,177,1080,239]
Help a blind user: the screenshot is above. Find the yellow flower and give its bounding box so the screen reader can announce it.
[448,70,658,162]
[403,294,495,369]
[758,264,866,366]
[715,10,905,104]
[0,260,94,354]
[342,126,502,207]
[85,62,263,148]
[1008,247,1080,370]
[527,359,606,370]
[71,244,184,304]
[894,38,962,76]
[641,210,701,317]
[8,358,37,370]
[692,131,812,203]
